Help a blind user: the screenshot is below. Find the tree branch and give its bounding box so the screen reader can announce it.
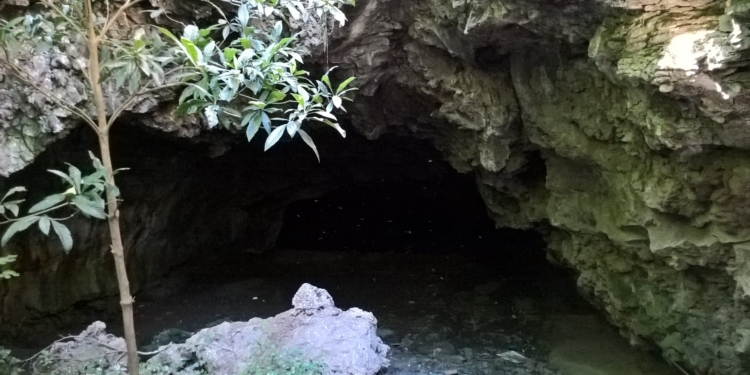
[97,0,143,44]
[106,82,186,129]
[40,0,87,36]
[0,202,70,226]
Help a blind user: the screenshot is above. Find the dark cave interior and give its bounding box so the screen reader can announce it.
[276,167,552,277]
[1,123,584,359]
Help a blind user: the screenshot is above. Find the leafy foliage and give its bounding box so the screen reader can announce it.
[0,255,19,279]
[240,346,325,375]
[1,0,357,161]
[0,0,181,93]
[0,347,22,375]
[164,0,357,159]
[0,152,114,280]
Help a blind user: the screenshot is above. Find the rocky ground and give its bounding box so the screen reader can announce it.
[8,248,681,375]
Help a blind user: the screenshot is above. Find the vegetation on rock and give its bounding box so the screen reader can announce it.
[0,0,356,373]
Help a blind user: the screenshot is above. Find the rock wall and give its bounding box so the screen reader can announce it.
[0,126,339,335]
[3,0,750,373]
[323,0,750,373]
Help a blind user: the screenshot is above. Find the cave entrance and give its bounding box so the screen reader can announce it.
[112,128,600,374]
[3,125,675,374]
[276,170,547,264]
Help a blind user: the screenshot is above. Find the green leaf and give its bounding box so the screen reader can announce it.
[28,194,65,214]
[245,101,266,110]
[286,121,300,137]
[272,21,283,40]
[286,3,301,19]
[157,27,179,43]
[264,125,287,151]
[298,129,319,162]
[88,151,105,171]
[107,183,121,199]
[238,3,250,26]
[71,196,107,220]
[175,99,210,116]
[3,203,19,217]
[188,82,212,99]
[223,48,239,65]
[312,118,347,138]
[246,114,262,142]
[51,220,73,253]
[270,37,294,56]
[314,110,337,120]
[261,112,272,133]
[0,270,19,279]
[180,38,201,65]
[329,121,347,138]
[82,170,105,187]
[222,107,241,118]
[178,86,194,104]
[336,77,355,94]
[292,93,305,107]
[183,25,200,41]
[48,169,75,189]
[203,41,216,62]
[2,187,26,202]
[330,7,347,26]
[267,91,286,104]
[67,164,82,192]
[2,216,40,247]
[0,255,17,265]
[38,216,50,236]
[238,49,255,65]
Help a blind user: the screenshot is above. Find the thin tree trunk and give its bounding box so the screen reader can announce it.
[84,0,140,373]
[98,135,140,374]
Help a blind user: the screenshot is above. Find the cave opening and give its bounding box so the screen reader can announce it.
[2,124,675,374]
[274,164,552,274]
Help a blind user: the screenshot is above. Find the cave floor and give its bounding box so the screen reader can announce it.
[119,249,678,375]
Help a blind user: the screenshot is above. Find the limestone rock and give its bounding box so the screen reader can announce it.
[149,284,390,375]
[292,282,336,311]
[31,321,127,374]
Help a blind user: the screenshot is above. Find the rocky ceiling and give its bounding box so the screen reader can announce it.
[2,0,750,374]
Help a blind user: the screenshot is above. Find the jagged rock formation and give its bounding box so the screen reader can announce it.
[3,0,750,374]
[149,283,389,375]
[33,284,389,375]
[326,1,750,374]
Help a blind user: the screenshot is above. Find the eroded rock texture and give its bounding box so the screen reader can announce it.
[3,0,750,374]
[0,126,336,335]
[324,0,750,373]
[150,284,389,375]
